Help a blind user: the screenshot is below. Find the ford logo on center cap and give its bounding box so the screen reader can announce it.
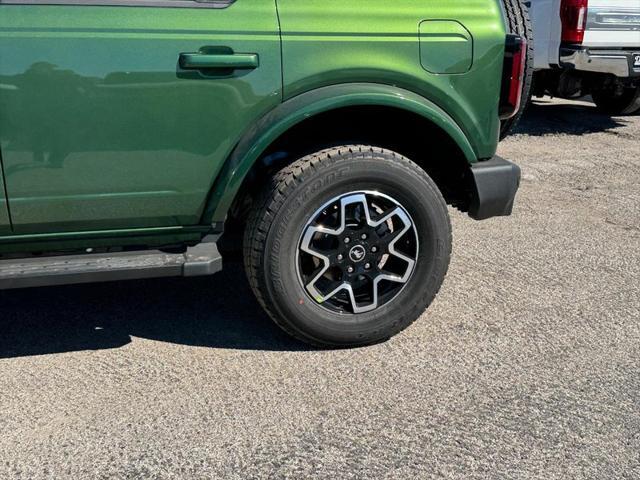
[349,245,366,263]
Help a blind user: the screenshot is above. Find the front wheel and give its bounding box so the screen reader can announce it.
[592,86,640,115]
[244,146,452,347]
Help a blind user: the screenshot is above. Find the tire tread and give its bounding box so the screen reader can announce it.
[243,145,451,347]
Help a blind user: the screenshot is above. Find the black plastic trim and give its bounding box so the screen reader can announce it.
[468,156,521,221]
[0,242,222,290]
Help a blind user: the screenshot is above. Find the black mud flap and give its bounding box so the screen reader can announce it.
[469,156,521,221]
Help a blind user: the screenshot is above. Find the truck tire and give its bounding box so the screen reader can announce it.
[592,86,640,115]
[244,145,452,348]
[500,0,534,139]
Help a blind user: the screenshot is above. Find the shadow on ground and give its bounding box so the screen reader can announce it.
[0,263,310,359]
[514,97,629,136]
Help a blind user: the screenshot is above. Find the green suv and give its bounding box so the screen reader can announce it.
[0,0,530,347]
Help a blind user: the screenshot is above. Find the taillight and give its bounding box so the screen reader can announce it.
[561,0,588,44]
[499,35,527,120]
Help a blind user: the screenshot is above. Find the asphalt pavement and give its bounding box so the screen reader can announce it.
[1,97,639,479]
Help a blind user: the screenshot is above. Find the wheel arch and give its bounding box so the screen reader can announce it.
[202,82,478,226]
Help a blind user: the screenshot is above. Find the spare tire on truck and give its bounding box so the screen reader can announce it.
[500,0,534,139]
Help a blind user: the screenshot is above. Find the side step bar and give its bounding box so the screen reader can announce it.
[0,243,222,290]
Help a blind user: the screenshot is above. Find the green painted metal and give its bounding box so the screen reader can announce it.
[0,225,208,254]
[419,21,473,74]
[205,83,477,224]
[0,0,508,254]
[0,1,281,234]
[276,0,506,159]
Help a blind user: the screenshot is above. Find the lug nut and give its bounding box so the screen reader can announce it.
[371,246,378,253]
[364,263,371,270]
[347,266,354,274]
[344,237,351,244]
[337,254,343,261]
[361,233,368,240]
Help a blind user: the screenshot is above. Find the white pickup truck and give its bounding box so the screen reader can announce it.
[530,0,640,114]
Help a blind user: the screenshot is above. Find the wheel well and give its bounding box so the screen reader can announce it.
[221,105,474,243]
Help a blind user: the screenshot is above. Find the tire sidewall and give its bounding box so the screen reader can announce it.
[262,152,451,346]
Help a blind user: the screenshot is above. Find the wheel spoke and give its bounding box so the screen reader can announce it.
[298,191,418,314]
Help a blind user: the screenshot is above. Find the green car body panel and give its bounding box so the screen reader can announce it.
[276,0,506,159]
[0,0,508,254]
[0,1,282,236]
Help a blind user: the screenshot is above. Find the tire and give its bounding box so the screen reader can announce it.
[592,86,640,115]
[244,145,452,348]
[500,0,534,139]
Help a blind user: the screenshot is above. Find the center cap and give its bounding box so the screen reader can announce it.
[348,245,367,263]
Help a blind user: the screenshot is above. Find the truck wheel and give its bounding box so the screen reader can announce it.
[500,0,534,139]
[244,146,452,347]
[592,86,640,115]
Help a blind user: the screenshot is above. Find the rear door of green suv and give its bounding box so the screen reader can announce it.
[0,0,281,235]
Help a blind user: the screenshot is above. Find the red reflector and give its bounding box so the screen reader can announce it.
[561,0,588,44]
[500,35,526,120]
[508,38,527,116]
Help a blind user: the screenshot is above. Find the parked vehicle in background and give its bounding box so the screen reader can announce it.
[530,0,640,114]
[0,0,529,347]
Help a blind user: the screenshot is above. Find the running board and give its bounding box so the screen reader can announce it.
[0,243,222,290]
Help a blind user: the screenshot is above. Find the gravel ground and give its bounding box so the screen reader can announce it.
[1,98,639,479]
